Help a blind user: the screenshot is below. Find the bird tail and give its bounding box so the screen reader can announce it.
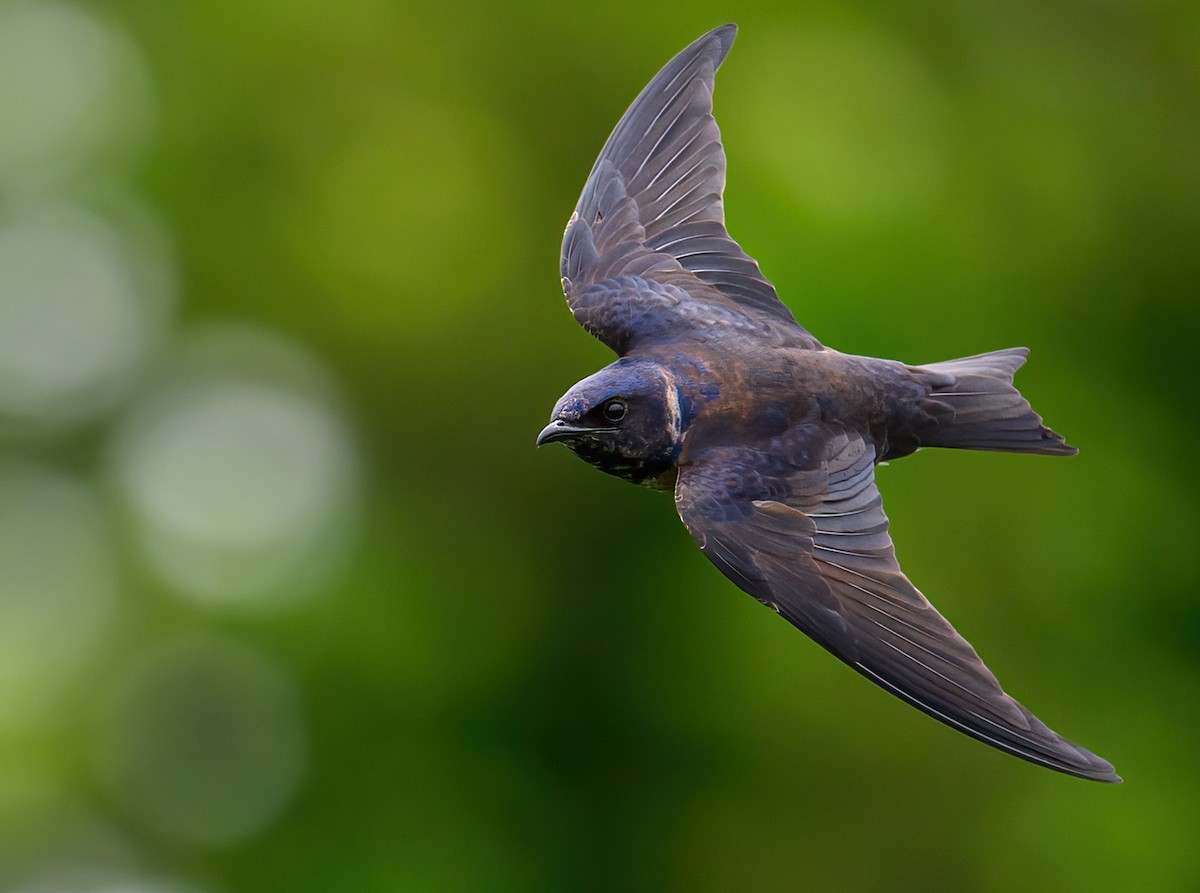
[912,348,1077,456]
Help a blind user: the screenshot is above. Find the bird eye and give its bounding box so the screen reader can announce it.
[601,399,626,422]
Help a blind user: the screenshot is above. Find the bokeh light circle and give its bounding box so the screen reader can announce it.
[0,0,154,188]
[94,634,308,847]
[108,324,359,609]
[0,203,166,435]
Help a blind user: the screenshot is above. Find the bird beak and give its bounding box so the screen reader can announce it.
[536,419,595,446]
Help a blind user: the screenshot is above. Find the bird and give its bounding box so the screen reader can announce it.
[536,24,1119,782]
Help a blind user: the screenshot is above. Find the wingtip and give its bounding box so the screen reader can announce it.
[696,23,737,65]
[1056,740,1122,783]
[1077,764,1122,784]
[1085,752,1123,784]
[1062,765,1122,784]
[715,23,737,53]
[1085,766,1123,784]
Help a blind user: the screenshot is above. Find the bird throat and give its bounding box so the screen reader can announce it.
[566,439,678,490]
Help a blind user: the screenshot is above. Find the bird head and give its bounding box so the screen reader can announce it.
[537,359,685,486]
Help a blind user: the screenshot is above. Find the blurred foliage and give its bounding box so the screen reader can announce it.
[0,0,1198,890]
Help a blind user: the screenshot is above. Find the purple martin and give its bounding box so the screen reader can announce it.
[537,24,1118,782]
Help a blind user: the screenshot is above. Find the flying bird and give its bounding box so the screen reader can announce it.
[537,24,1118,782]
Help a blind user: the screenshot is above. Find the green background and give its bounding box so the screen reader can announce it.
[1,0,1198,890]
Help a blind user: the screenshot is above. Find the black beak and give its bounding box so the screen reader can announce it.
[536,419,602,446]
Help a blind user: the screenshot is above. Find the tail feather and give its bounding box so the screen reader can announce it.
[914,348,1076,456]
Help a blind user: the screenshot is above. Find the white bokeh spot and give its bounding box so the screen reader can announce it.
[110,325,358,609]
[0,0,153,187]
[0,205,158,433]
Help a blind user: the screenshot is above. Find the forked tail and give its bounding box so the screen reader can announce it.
[913,348,1077,456]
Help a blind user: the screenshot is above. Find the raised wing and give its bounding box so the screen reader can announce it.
[674,426,1119,782]
[560,25,819,354]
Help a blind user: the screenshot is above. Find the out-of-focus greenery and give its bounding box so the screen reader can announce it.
[0,0,1197,890]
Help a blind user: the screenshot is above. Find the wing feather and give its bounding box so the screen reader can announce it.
[559,26,819,354]
[674,428,1119,782]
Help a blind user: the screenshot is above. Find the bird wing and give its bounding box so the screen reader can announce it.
[560,25,820,355]
[674,426,1119,782]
